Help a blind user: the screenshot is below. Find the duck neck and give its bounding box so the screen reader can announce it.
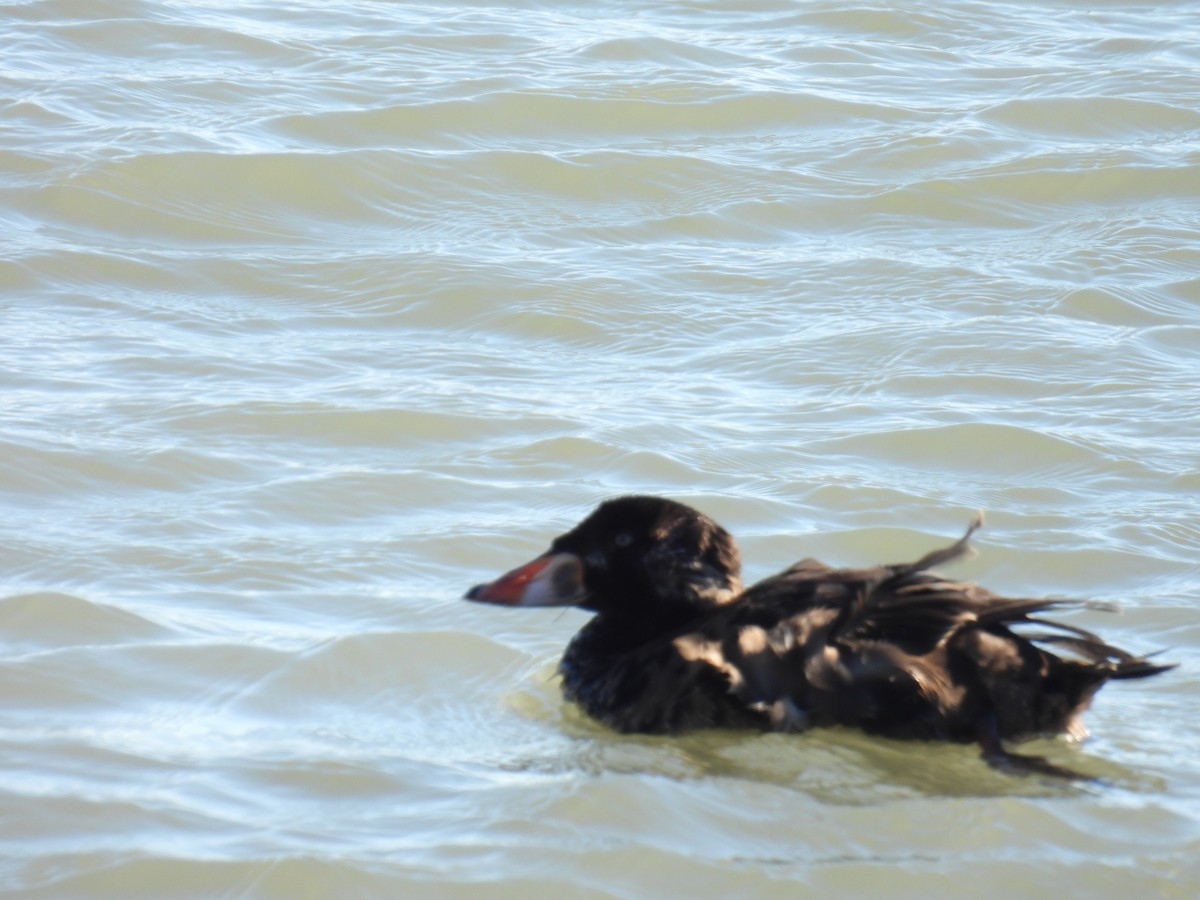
[571,599,702,657]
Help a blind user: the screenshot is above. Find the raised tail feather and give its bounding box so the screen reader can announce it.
[889,511,985,577]
[852,516,1174,679]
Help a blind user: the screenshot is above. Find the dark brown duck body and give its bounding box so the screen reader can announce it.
[467,496,1172,775]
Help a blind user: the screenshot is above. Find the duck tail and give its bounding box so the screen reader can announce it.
[893,515,1177,680]
[1106,652,1176,680]
[1017,611,1176,680]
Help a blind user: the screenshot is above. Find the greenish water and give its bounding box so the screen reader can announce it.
[2,1,1198,896]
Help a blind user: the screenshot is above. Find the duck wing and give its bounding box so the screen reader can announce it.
[696,516,1172,746]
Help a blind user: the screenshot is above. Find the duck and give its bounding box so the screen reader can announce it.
[465,495,1172,776]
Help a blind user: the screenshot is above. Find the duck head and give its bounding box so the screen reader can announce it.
[465,496,744,616]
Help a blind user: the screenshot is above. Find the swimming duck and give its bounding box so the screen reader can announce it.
[466,495,1172,776]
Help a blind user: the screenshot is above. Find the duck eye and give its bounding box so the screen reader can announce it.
[614,532,633,548]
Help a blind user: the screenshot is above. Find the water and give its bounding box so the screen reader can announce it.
[3,0,1199,895]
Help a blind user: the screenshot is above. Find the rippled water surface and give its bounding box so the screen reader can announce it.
[3,0,1199,895]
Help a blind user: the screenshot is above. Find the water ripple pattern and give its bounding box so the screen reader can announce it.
[2,1,1198,896]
